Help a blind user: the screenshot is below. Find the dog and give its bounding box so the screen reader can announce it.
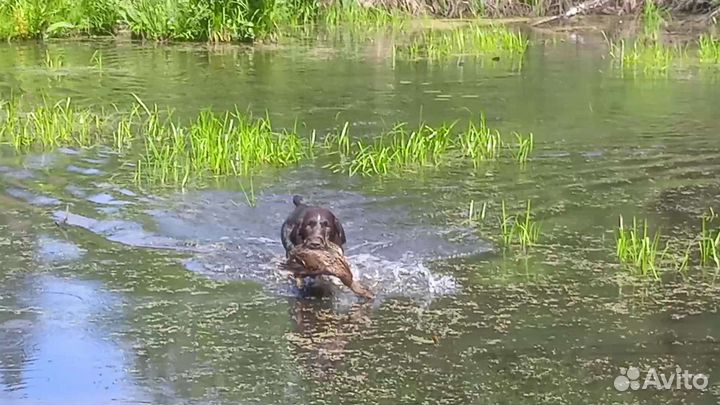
[280,195,347,290]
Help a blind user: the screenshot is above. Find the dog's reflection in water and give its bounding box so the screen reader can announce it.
[285,280,373,381]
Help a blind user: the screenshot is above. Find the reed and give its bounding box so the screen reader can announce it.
[341,122,455,176]
[0,96,104,150]
[399,23,528,60]
[457,116,534,166]
[457,117,503,165]
[641,0,667,41]
[608,39,679,76]
[698,34,720,64]
[320,2,408,31]
[615,215,667,279]
[698,208,720,268]
[91,50,104,69]
[239,176,256,207]
[499,199,540,251]
[500,200,515,247]
[322,121,352,158]
[133,102,312,185]
[44,49,64,69]
[0,95,537,185]
[118,0,409,43]
[466,199,488,225]
[0,0,118,39]
[511,131,533,163]
[326,116,535,176]
[111,104,141,151]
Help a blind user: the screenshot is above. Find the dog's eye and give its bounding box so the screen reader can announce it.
[308,220,317,227]
[321,221,329,227]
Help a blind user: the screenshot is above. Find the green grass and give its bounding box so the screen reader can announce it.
[698,208,720,268]
[457,116,533,167]
[607,31,720,76]
[398,23,528,60]
[465,199,488,225]
[512,131,534,163]
[0,0,118,39]
[608,38,684,76]
[0,95,537,186]
[0,96,105,150]
[133,101,312,185]
[641,0,667,41]
[324,116,535,177]
[44,49,64,69]
[343,122,455,176]
[457,118,503,165]
[0,0,411,42]
[698,33,720,64]
[614,210,720,280]
[91,50,104,69]
[320,2,408,32]
[603,3,720,77]
[499,199,540,251]
[615,215,667,279]
[118,0,259,42]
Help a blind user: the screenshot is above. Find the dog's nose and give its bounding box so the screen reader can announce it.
[307,240,323,249]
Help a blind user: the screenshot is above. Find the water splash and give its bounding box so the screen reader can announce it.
[49,187,480,308]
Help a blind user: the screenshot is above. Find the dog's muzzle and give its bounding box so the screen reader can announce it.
[305,237,326,250]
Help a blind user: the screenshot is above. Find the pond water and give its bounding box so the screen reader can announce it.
[0,28,719,405]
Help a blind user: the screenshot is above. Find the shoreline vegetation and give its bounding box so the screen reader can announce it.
[0,0,718,43]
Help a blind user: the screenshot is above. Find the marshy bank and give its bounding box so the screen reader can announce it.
[1,5,720,405]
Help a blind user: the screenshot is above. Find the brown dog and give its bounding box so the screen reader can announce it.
[280,195,347,289]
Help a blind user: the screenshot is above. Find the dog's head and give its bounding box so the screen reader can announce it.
[297,206,345,250]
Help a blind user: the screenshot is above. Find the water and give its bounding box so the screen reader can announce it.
[1,28,719,404]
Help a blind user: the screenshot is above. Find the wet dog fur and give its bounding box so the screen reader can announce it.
[280,195,347,291]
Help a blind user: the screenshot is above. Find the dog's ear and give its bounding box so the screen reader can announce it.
[289,220,302,245]
[281,220,295,252]
[333,216,347,246]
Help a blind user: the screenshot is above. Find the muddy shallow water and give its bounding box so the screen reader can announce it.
[0,29,719,405]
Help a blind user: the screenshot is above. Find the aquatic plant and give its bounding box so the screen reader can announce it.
[112,104,141,151]
[341,122,456,176]
[615,215,668,279]
[44,49,64,69]
[698,34,720,64]
[675,241,692,274]
[499,200,540,251]
[456,116,534,166]
[91,50,104,69]
[239,176,256,207]
[325,114,535,176]
[457,117,503,165]
[466,199,488,225]
[399,23,528,61]
[510,131,533,164]
[322,121,352,161]
[133,98,312,185]
[0,94,536,186]
[608,39,683,76]
[0,96,104,150]
[698,208,720,268]
[641,0,667,41]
